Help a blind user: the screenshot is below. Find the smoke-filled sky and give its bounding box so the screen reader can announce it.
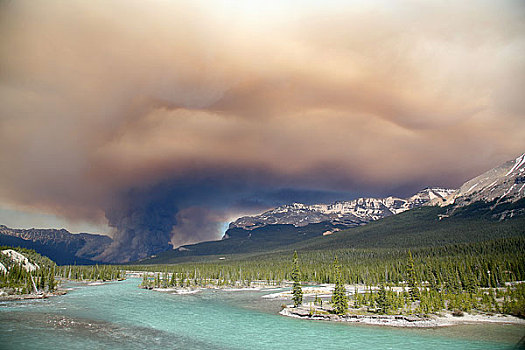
[1,0,524,261]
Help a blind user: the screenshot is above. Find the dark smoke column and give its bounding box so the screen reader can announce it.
[97,188,177,263]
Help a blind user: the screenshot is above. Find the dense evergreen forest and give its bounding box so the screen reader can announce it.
[141,205,525,265]
[128,237,524,287]
[128,236,525,317]
[295,205,525,252]
[55,265,123,281]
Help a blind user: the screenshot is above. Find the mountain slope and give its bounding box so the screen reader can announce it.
[0,225,111,265]
[294,201,525,251]
[437,152,525,209]
[139,204,525,264]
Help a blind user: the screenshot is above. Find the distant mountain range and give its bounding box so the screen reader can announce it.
[227,188,454,236]
[0,226,111,265]
[228,153,525,236]
[1,153,524,264]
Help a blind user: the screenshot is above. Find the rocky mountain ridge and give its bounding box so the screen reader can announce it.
[437,153,525,207]
[0,225,112,264]
[228,188,455,232]
[433,153,525,220]
[228,153,525,233]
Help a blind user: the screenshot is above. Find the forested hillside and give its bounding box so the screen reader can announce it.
[140,202,525,264]
[0,246,58,295]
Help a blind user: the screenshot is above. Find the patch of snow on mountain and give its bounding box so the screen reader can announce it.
[505,153,525,176]
[438,152,525,208]
[466,183,478,193]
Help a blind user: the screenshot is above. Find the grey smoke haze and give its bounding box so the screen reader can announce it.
[98,187,178,262]
[1,0,524,262]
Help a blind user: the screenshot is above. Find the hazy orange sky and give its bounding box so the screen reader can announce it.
[1,0,524,258]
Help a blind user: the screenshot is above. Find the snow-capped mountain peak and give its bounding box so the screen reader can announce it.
[228,153,525,234]
[439,152,525,207]
[228,187,454,231]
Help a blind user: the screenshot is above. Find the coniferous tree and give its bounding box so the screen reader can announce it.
[376,284,389,314]
[406,251,420,301]
[143,272,147,286]
[464,269,478,294]
[291,251,303,307]
[428,270,439,292]
[25,276,32,294]
[331,257,348,315]
[39,272,46,292]
[47,268,56,292]
[314,294,322,306]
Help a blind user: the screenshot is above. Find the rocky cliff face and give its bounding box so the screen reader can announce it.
[437,153,525,208]
[228,188,455,232]
[1,249,40,272]
[432,153,525,220]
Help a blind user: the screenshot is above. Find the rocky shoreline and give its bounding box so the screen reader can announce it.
[280,304,438,327]
[140,284,281,295]
[280,304,525,328]
[0,290,68,301]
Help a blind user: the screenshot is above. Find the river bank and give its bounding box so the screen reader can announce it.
[280,303,525,328]
[0,277,126,301]
[0,289,67,301]
[140,283,283,295]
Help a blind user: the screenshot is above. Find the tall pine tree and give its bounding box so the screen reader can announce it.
[47,268,56,292]
[406,251,420,301]
[331,257,348,315]
[376,284,389,314]
[291,251,303,307]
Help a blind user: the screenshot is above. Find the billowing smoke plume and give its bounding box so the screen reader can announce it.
[97,187,178,263]
[1,0,524,262]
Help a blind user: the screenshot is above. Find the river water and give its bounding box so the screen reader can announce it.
[0,278,523,349]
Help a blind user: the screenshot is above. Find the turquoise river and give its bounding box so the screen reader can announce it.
[1,278,523,349]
